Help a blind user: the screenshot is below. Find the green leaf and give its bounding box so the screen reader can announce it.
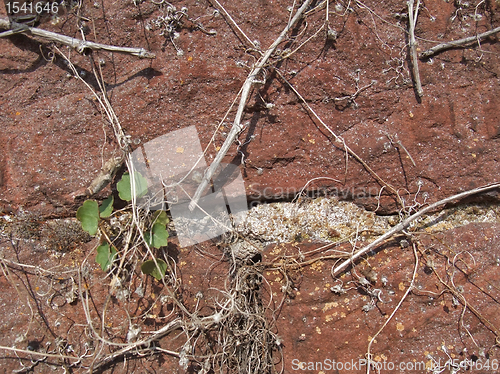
[141,258,168,280]
[144,223,169,249]
[99,196,114,218]
[95,242,117,271]
[76,200,100,235]
[117,171,148,201]
[152,210,169,226]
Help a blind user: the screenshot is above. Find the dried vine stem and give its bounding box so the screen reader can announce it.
[188,0,314,211]
[420,25,500,59]
[407,0,423,98]
[0,17,155,58]
[332,182,500,277]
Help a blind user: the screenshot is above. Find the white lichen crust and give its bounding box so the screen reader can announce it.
[235,197,391,244]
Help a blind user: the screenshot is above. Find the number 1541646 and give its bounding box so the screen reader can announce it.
[5,1,59,15]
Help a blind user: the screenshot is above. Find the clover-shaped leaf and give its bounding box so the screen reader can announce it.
[117,171,148,201]
[99,196,114,218]
[152,210,169,226]
[141,258,167,280]
[144,223,169,249]
[76,200,100,235]
[95,242,117,271]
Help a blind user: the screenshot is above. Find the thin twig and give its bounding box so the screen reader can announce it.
[385,133,416,167]
[332,182,500,277]
[0,345,79,361]
[276,70,402,203]
[54,46,130,150]
[355,0,406,33]
[271,23,325,64]
[89,319,183,371]
[407,0,423,98]
[334,79,375,106]
[432,266,500,341]
[207,0,259,50]
[366,243,418,374]
[420,26,500,59]
[0,17,155,58]
[188,0,314,211]
[304,0,328,16]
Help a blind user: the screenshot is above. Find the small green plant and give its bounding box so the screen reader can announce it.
[76,200,101,235]
[76,171,169,278]
[141,258,168,280]
[95,242,117,271]
[99,195,114,218]
[116,171,148,201]
[144,210,170,249]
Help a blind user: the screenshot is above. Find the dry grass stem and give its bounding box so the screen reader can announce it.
[431,264,500,341]
[208,0,259,50]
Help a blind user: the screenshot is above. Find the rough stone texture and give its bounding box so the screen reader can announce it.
[270,222,500,373]
[1,219,499,373]
[1,0,499,215]
[1,0,500,372]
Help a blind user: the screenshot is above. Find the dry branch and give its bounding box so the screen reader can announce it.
[332,182,500,277]
[188,0,314,211]
[407,0,423,98]
[0,17,155,58]
[420,25,500,59]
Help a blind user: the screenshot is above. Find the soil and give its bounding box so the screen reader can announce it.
[1,0,499,373]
